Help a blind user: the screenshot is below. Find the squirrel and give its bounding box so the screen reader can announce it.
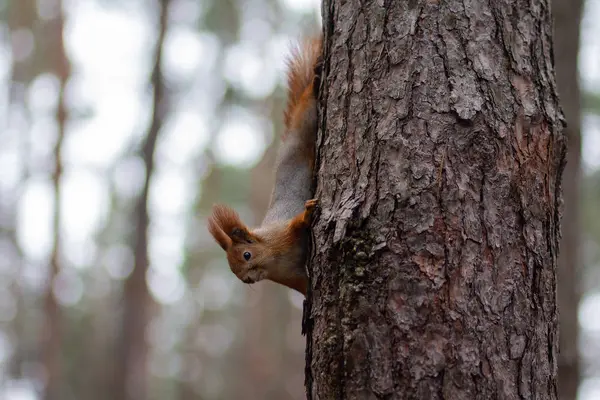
[207,35,322,296]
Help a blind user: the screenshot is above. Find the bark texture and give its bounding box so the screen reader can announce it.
[552,0,583,398]
[306,0,566,399]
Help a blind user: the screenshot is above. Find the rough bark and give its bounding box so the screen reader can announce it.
[552,0,583,398]
[306,0,566,399]
[116,2,169,399]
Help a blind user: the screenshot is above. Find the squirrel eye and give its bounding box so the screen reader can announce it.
[243,251,251,261]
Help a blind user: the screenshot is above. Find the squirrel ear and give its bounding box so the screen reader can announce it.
[208,204,256,249]
[208,212,232,251]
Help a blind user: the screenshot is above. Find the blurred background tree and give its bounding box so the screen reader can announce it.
[0,0,599,399]
[553,0,583,398]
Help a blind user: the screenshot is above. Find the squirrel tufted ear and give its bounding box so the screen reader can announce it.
[207,204,255,250]
[208,209,232,251]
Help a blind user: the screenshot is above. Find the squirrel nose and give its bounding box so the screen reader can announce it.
[242,276,254,284]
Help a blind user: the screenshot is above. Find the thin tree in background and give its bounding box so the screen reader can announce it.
[236,140,280,400]
[5,0,36,386]
[553,0,584,397]
[116,1,170,399]
[305,0,565,398]
[236,122,304,399]
[43,2,70,399]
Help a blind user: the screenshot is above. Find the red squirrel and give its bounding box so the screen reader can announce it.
[207,35,322,296]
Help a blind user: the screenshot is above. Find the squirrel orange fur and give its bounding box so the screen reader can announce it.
[207,35,322,296]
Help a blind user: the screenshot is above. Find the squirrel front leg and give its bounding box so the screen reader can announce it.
[287,199,318,232]
[266,199,317,295]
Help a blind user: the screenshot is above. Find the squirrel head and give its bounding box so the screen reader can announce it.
[207,204,274,285]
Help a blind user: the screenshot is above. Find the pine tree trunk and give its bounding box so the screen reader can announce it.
[305,0,566,398]
[235,104,306,400]
[116,2,169,399]
[43,3,70,399]
[553,0,583,398]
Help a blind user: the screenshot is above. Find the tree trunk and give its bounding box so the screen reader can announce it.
[6,0,36,387]
[116,2,169,399]
[43,3,70,399]
[305,0,566,399]
[234,142,285,400]
[236,133,305,400]
[552,0,583,398]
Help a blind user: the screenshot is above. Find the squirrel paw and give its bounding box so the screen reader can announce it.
[305,198,318,210]
[289,199,319,231]
[304,199,319,222]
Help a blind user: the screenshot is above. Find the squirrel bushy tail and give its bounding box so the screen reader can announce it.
[284,35,322,135]
[207,34,322,296]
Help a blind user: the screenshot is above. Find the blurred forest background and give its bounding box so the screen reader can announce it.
[0,0,599,400]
